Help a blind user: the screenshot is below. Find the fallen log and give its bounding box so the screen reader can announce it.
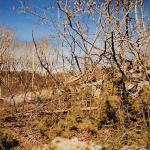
[39,107,98,114]
[3,107,98,120]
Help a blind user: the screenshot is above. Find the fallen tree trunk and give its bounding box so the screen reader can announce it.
[39,107,98,114]
[4,107,98,119]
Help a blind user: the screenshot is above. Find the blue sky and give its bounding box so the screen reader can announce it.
[0,0,57,41]
[1,0,150,42]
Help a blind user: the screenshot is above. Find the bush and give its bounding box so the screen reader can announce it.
[33,117,50,136]
[0,129,19,149]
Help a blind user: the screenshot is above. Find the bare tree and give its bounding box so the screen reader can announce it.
[0,24,16,98]
[14,0,150,94]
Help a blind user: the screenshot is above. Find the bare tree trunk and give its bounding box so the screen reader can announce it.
[0,52,1,98]
[32,45,35,90]
[7,49,10,88]
[61,22,66,80]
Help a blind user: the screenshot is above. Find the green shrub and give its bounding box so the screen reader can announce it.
[80,88,92,100]
[51,106,84,137]
[48,144,58,150]
[53,119,66,136]
[33,117,50,136]
[79,117,98,135]
[0,129,19,149]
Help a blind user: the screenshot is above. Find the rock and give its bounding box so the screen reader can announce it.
[33,144,49,150]
[131,73,143,78]
[51,137,102,150]
[129,69,135,74]
[136,81,149,93]
[131,81,149,97]
[51,137,146,150]
[126,83,135,91]
[70,137,78,141]
[146,70,150,75]
[125,80,150,97]
[138,81,149,89]
[4,89,52,105]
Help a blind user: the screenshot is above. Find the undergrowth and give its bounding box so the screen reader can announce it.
[1,78,150,149]
[0,129,19,149]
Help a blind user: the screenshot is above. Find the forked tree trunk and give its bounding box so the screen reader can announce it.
[32,45,35,90]
[0,52,1,98]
